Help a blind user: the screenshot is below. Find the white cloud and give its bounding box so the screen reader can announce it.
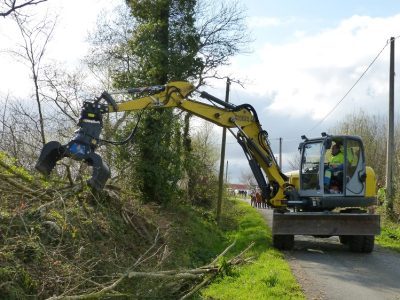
[247,16,284,28]
[211,13,400,182]
[0,0,124,98]
[46,0,124,65]
[247,16,298,29]
[227,14,400,122]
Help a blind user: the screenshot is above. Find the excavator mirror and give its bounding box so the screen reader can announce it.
[323,138,332,150]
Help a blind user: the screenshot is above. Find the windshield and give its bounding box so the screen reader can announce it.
[301,142,322,190]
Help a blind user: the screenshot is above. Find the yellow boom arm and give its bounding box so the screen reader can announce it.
[109,81,288,207]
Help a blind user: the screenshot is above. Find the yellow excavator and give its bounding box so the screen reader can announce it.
[35,81,380,252]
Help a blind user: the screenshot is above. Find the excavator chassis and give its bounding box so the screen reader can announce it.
[273,211,380,235]
[272,211,380,252]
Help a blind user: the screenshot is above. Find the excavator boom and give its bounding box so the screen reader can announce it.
[107,81,287,206]
[36,81,288,206]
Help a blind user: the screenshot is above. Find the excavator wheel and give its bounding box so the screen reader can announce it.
[273,234,294,250]
[348,235,375,253]
[362,236,375,253]
[339,235,349,244]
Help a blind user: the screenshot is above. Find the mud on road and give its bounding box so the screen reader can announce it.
[256,206,400,300]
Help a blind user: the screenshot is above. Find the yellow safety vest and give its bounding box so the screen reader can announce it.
[330,152,344,165]
[340,145,354,164]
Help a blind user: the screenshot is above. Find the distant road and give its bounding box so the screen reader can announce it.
[254,205,400,300]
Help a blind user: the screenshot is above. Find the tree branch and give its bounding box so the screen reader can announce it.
[0,0,48,17]
[46,240,255,300]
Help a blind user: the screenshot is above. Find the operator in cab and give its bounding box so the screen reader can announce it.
[324,143,344,193]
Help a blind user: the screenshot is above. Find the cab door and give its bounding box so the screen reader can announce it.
[344,138,366,196]
[299,141,323,196]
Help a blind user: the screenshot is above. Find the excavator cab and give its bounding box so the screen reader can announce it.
[298,134,370,209]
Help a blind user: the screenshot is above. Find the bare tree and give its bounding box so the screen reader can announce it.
[41,66,87,123]
[86,0,250,89]
[184,120,220,206]
[240,170,257,187]
[84,4,138,150]
[85,4,137,90]
[287,153,301,171]
[11,13,56,145]
[193,121,219,166]
[194,0,251,87]
[0,0,47,18]
[0,97,43,166]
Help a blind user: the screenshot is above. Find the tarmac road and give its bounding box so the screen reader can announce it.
[256,206,400,300]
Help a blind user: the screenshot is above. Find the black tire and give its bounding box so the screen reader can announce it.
[362,235,375,253]
[348,236,364,252]
[339,235,349,244]
[273,235,294,250]
[348,235,375,253]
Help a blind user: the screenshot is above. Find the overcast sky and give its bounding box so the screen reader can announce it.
[206,0,400,183]
[1,0,400,183]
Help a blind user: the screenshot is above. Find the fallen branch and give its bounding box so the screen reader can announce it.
[121,210,154,244]
[121,211,149,243]
[46,240,255,300]
[180,241,255,300]
[180,274,213,300]
[0,173,51,200]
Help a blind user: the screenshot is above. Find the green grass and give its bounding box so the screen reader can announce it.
[164,204,228,268]
[376,221,400,252]
[200,199,304,300]
[373,206,400,252]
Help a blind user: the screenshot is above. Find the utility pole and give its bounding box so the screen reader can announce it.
[279,137,282,168]
[386,36,395,213]
[225,160,229,183]
[216,78,230,224]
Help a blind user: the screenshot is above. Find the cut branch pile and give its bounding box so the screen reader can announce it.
[0,153,252,299]
[0,153,86,205]
[0,155,52,201]
[0,153,162,299]
[46,240,255,300]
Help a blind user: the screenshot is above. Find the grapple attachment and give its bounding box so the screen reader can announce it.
[35,141,65,176]
[35,97,113,191]
[35,140,111,191]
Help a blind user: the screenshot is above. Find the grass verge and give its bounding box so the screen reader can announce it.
[373,206,400,252]
[199,198,304,300]
[376,221,400,252]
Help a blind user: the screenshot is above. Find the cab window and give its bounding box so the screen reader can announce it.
[301,142,322,190]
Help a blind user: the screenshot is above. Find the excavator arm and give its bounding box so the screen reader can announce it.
[36,81,289,207]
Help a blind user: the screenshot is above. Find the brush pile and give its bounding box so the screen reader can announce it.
[0,153,253,299]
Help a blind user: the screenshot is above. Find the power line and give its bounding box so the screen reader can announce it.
[217,136,299,147]
[309,38,392,132]
[269,137,299,142]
